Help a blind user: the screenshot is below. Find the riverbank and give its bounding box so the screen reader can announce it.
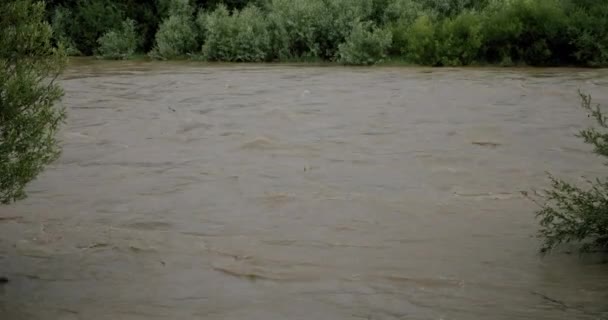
[72,55,604,70]
[49,0,607,67]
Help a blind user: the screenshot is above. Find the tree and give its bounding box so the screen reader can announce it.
[0,0,67,204]
[529,92,608,253]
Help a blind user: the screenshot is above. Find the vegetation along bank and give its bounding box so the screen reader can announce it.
[47,0,608,66]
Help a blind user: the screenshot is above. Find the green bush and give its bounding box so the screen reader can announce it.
[564,1,608,67]
[149,13,197,59]
[405,12,483,66]
[532,92,608,253]
[267,0,329,59]
[478,1,523,65]
[50,6,81,56]
[437,11,483,66]
[97,19,138,59]
[405,15,440,65]
[167,0,195,16]
[338,22,392,65]
[200,6,231,61]
[383,0,425,55]
[480,0,568,66]
[1,0,66,204]
[386,23,409,56]
[322,0,374,59]
[420,0,489,17]
[39,0,608,67]
[70,0,125,55]
[193,0,254,11]
[194,8,208,45]
[384,0,424,24]
[231,6,271,61]
[369,0,391,24]
[121,1,160,53]
[202,5,271,62]
[267,0,373,60]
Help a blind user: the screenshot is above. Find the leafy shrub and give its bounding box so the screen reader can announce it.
[338,22,392,65]
[1,0,66,204]
[267,0,329,59]
[149,13,197,59]
[71,0,125,55]
[201,6,232,60]
[436,11,483,66]
[383,0,425,54]
[51,6,81,56]
[230,6,271,61]
[369,0,391,24]
[386,23,409,56]
[478,1,522,65]
[323,0,374,59]
[192,0,254,11]
[384,0,425,24]
[564,1,608,67]
[480,0,568,66]
[40,0,608,67]
[405,15,440,65]
[268,0,373,60]
[420,0,489,17]
[532,92,608,253]
[202,5,271,62]
[167,0,195,16]
[121,1,160,53]
[195,8,208,45]
[97,19,138,59]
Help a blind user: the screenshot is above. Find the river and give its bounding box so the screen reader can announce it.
[1,60,607,319]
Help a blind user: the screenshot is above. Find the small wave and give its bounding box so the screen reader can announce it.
[240,136,279,150]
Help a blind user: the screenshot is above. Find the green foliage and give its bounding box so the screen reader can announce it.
[268,0,373,60]
[534,92,608,253]
[167,0,195,16]
[50,6,81,55]
[369,0,391,24]
[320,0,375,60]
[39,0,608,66]
[97,19,138,59]
[564,0,608,67]
[481,0,569,66]
[384,0,425,24]
[405,15,440,65]
[193,0,254,10]
[70,0,125,55]
[149,12,197,59]
[478,1,522,65]
[420,0,489,17]
[437,11,483,66]
[200,5,236,60]
[338,22,392,65]
[405,12,483,66]
[194,8,208,44]
[386,23,409,56]
[384,0,425,55]
[267,0,329,59]
[122,0,160,53]
[202,5,271,62]
[0,0,66,204]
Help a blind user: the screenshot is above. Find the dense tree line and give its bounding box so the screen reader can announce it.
[46,0,607,66]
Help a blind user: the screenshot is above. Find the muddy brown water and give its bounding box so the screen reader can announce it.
[1,59,608,319]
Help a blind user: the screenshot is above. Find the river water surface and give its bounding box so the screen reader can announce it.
[1,60,608,319]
